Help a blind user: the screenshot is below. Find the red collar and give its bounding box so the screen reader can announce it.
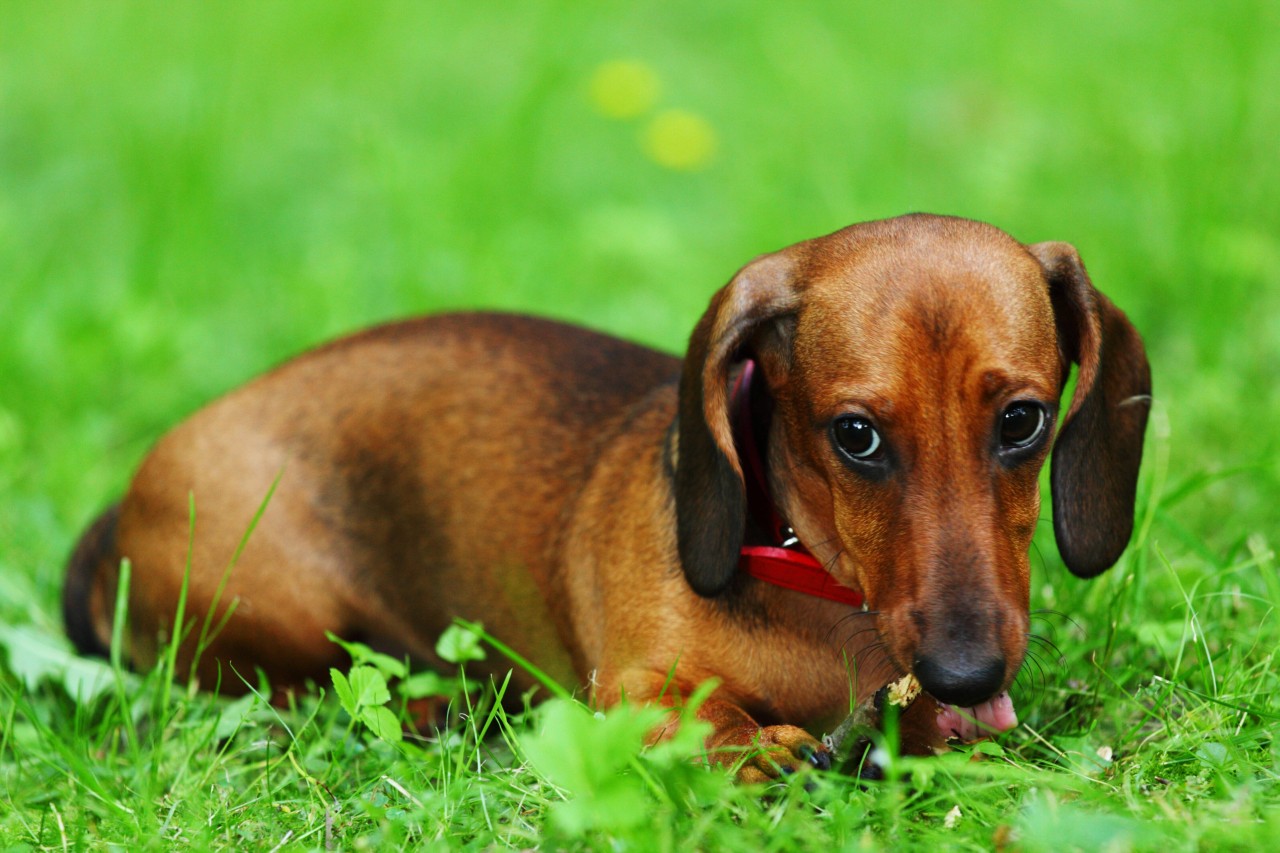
[732,360,865,608]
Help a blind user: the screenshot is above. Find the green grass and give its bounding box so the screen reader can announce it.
[2,0,1278,849]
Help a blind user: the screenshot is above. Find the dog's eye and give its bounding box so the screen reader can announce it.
[1000,403,1047,449]
[833,416,883,461]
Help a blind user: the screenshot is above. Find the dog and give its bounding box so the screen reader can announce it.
[63,213,1151,781]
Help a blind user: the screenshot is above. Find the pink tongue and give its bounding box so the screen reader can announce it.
[935,692,1018,742]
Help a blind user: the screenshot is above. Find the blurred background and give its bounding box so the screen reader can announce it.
[1,0,1277,621]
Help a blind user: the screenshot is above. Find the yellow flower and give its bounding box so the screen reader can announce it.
[642,109,717,171]
[589,60,661,120]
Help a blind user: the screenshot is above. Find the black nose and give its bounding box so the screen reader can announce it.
[914,654,1005,707]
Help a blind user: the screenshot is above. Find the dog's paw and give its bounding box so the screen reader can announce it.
[732,724,831,783]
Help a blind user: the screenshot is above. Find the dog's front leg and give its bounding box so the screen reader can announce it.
[695,696,833,782]
[617,671,831,782]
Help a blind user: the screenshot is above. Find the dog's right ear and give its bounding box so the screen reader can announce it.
[675,251,802,596]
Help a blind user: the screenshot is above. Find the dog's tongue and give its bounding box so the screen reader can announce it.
[935,692,1018,742]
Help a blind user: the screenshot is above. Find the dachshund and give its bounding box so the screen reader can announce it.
[63,213,1151,781]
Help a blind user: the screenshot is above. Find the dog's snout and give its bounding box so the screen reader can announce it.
[913,653,1005,708]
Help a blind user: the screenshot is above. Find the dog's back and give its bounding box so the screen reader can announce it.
[64,312,679,692]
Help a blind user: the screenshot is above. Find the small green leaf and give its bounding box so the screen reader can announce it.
[0,624,121,702]
[348,665,391,707]
[1197,741,1228,768]
[972,739,1006,757]
[331,668,356,715]
[399,669,460,699]
[520,699,661,836]
[436,623,486,663]
[1055,736,1110,775]
[326,631,407,679]
[214,693,259,741]
[908,758,937,791]
[361,705,404,744]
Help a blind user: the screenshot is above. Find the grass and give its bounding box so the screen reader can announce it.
[2,0,1278,849]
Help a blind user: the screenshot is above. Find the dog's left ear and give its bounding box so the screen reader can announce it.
[1030,241,1153,579]
[675,251,801,596]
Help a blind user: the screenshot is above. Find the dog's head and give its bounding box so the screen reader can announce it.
[674,214,1151,707]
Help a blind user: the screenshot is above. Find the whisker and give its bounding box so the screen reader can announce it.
[845,637,886,665]
[864,657,899,688]
[1028,632,1066,663]
[1014,647,1050,700]
[1012,654,1036,691]
[837,628,885,657]
[1029,607,1080,635]
[823,611,879,645]
[847,643,898,687]
[1029,607,1069,621]
[1029,538,1047,571]
[1029,608,1083,635]
[804,534,842,552]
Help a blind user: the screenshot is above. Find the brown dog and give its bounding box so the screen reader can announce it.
[63,214,1150,780]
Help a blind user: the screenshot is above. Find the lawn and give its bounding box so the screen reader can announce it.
[2,1,1278,849]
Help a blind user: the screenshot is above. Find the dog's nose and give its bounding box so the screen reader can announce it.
[913,654,1005,708]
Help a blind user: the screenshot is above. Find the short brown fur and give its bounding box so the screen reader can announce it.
[65,214,1151,778]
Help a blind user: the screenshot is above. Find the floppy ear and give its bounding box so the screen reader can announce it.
[1030,242,1152,578]
[675,251,801,596]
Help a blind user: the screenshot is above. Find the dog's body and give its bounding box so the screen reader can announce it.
[65,214,1150,779]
